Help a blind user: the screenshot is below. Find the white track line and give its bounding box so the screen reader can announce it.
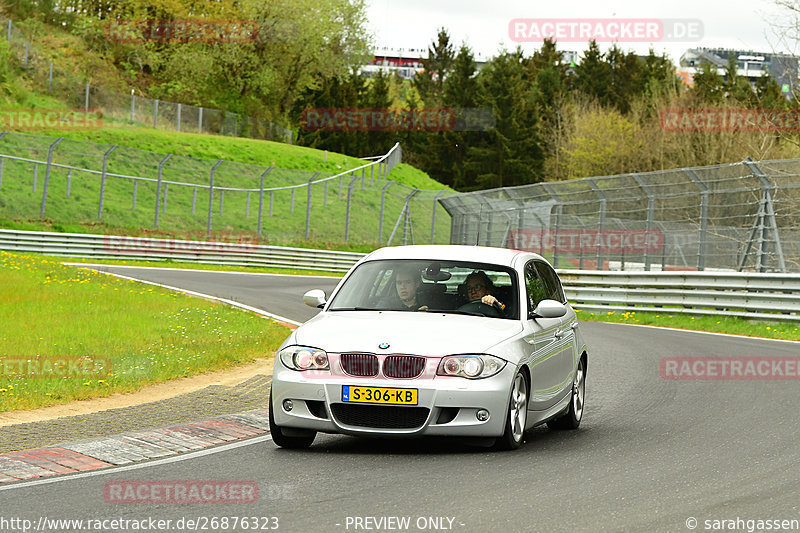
[63,262,342,279]
[74,267,303,327]
[590,320,800,344]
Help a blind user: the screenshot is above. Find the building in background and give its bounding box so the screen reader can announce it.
[678,47,798,95]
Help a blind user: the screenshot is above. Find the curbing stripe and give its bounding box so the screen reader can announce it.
[0,409,271,484]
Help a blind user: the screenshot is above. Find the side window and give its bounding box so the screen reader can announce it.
[524,262,547,314]
[534,261,566,303]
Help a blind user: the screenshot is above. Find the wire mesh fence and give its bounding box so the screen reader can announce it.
[440,159,800,273]
[0,132,454,246]
[1,17,293,144]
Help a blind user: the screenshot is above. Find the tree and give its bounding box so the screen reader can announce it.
[573,40,611,105]
[414,28,454,105]
[690,62,725,103]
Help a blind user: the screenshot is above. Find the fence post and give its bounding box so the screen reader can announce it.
[7,20,10,41]
[542,183,562,269]
[198,107,202,134]
[207,160,223,236]
[741,158,787,273]
[378,181,394,244]
[163,184,168,213]
[153,99,159,128]
[344,174,360,242]
[24,42,28,66]
[48,62,53,92]
[587,179,607,270]
[370,163,375,186]
[685,169,708,271]
[388,189,419,246]
[338,175,343,200]
[305,172,321,241]
[290,189,295,213]
[84,83,89,112]
[361,167,365,190]
[132,180,137,209]
[130,90,135,122]
[632,174,656,271]
[97,144,118,220]
[177,103,181,132]
[66,169,71,197]
[39,137,64,218]
[153,154,172,229]
[0,132,5,189]
[257,167,273,237]
[430,190,446,244]
[192,187,197,214]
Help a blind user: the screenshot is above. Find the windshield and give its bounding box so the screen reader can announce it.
[328,259,519,319]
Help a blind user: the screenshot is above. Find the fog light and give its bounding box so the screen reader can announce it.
[282,399,294,412]
[476,409,490,421]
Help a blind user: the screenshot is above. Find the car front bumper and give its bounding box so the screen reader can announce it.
[270,363,516,438]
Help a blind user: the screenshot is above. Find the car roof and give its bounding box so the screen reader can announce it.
[362,245,537,267]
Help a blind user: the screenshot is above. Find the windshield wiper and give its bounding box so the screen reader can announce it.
[329,307,383,311]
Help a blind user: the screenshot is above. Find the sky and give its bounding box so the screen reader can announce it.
[365,0,799,66]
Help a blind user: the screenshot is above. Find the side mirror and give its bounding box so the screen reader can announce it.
[530,299,567,319]
[303,289,327,309]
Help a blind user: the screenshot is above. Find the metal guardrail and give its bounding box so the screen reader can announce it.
[0,229,364,272]
[2,229,797,321]
[559,270,800,322]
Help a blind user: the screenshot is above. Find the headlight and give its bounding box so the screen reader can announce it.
[437,354,507,379]
[279,346,329,371]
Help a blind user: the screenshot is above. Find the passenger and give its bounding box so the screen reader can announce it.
[391,266,428,311]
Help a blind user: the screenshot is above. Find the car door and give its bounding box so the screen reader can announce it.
[522,260,576,411]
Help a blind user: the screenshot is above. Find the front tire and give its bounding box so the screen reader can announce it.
[269,390,316,449]
[547,356,586,430]
[495,371,528,450]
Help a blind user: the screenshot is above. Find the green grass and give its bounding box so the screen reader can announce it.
[0,127,453,249]
[0,251,291,411]
[577,309,800,341]
[61,254,347,277]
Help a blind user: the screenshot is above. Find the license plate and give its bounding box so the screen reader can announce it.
[342,385,418,405]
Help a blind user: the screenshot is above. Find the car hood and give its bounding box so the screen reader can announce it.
[294,311,523,356]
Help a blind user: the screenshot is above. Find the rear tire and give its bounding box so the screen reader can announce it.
[269,390,316,449]
[547,356,586,430]
[494,371,528,450]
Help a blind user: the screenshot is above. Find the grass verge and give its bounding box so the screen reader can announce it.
[577,309,800,342]
[0,251,290,412]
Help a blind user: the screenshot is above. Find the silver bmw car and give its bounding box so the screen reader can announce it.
[269,245,588,450]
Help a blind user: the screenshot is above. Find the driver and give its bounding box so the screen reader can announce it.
[464,271,505,313]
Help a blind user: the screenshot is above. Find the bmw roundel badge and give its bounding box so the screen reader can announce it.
[378,342,390,350]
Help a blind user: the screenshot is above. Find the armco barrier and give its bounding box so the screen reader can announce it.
[0,229,364,272]
[2,229,798,321]
[559,270,800,322]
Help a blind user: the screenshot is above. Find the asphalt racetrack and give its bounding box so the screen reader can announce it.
[2,266,798,533]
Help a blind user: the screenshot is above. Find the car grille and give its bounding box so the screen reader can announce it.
[330,404,430,429]
[340,353,379,377]
[383,355,425,378]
